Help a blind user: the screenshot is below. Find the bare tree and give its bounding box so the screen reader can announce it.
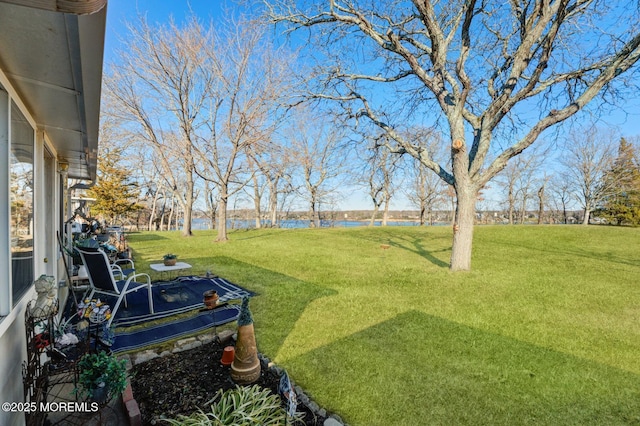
[496,147,545,224]
[288,107,347,228]
[194,18,293,241]
[560,127,618,225]
[548,175,574,224]
[104,15,213,237]
[360,136,401,226]
[404,129,448,225]
[407,157,448,226]
[267,157,296,228]
[247,156,267,229]
[265,1,640,270]
[203,180,218,230]
[247,142,295,228]
[537,177,549,224]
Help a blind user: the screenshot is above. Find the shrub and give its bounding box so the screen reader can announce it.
[162,385,302,425]
[76,351,128,403]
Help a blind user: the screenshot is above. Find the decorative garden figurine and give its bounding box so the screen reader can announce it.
[30,274,57,318]
[230,297,261,384]
[279,370,298,419]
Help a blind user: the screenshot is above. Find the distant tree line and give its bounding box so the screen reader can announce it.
[87,121,639,230]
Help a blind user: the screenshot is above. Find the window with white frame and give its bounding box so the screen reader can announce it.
[10,100,34,306]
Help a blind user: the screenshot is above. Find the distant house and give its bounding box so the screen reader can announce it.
[0,1,106,424]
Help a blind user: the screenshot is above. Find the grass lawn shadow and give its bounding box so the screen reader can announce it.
[202,256,337,356]
[352,227,451,268]
[284,310,640,426]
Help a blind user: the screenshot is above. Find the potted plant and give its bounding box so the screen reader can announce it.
[76,351,128,404]
[203,290,219,309]
[76,237,100,249]
[163,253,177,266]
[70,237,100,266]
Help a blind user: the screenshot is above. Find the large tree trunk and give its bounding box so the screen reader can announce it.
[253,189,262,229]
[181,178,194,237]
[369,203,380,226]
[537,185,545,224]
[309,188,320,228]
[252,174,262,229]
[217,182,229,241]
[205,186,217,229]
[210,209,216,229]
[382,197,390,226]
[265,175,279,228]
[450,185,477,271]
[148,189,160,231]
[269,191,278,228]
[449,137,476,272]
[159,202,166,231]
[508,187,515,225]
[175,167,195,236]
[182,201,193,236]
[310,201,321,228]
[168,195,175,231]
[582,208,590,225]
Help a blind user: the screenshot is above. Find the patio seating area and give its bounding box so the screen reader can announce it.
[23,230,254,425]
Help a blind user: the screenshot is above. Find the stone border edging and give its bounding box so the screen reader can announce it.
[117,330,346,426]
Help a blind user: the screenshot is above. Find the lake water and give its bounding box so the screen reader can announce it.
[192,218,423,230]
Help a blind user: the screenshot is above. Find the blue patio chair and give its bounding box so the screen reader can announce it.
[77,247,154,326]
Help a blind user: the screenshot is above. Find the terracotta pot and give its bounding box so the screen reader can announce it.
[220,346,235,366]
[230,324,261,384]
[163,258,177,266]
[203,290,219,309]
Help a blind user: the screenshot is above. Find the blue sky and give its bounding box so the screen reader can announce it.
[104,1,640,211]
[105,1,231,59]
[104,0,380,211]
[106,1,640,136]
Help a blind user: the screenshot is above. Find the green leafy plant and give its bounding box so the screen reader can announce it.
[69,237,100,264]
[76,351,128,403]
[163,253,178,260]
[76,238,100,249]
[162,385,303,425]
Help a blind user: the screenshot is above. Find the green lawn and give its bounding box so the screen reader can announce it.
[127,225,640,425]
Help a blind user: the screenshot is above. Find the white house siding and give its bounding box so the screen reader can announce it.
[0,307,31,426]
[0,72,61,426]
[0,3,106,424]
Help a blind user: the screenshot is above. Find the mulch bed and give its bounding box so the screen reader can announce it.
[130,339,327,425]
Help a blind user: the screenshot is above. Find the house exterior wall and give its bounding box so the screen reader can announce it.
[0,3,105,422]
[0,307,30,426]
[0,70,61,426]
